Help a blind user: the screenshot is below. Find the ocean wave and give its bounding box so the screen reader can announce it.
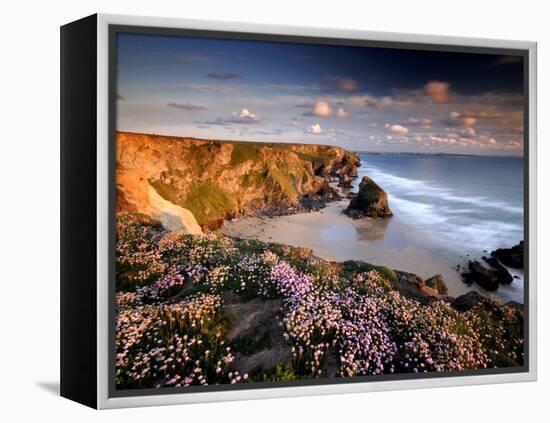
[361,165,523,216]
[388,196,448,225]
[358,163,523,253]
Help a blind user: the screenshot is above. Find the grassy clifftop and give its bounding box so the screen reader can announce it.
[116,132,360,231]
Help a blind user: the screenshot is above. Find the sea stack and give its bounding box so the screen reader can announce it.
[344,176,393,218]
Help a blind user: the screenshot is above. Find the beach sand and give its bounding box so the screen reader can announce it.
[220,198,523,303]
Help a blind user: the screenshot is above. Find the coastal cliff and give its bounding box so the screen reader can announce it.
[116,132,360,231]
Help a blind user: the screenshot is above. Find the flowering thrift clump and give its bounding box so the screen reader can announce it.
[116,213,168,290]
[116,293,245,389]
[115,213,524,390]
[136,269,187,303]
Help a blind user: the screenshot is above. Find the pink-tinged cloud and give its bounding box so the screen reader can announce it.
[444,112,477,127]
[365,96,393,110]
[313,101,332,117]
[407,117,432,128]
[338,78,359,91]
[385,123,409,134]
[336,108,350,119]
[307,123,322,134]
[424,81,450,103]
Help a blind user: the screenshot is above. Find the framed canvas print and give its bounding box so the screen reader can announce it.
[60,14,537,409]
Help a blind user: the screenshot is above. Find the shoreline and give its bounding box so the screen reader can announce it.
[220,197,524,304]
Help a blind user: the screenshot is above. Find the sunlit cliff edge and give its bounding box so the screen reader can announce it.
[115,131,361,232]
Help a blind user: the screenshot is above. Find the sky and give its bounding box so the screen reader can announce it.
[116,33,525,155]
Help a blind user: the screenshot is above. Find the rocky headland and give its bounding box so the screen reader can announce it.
[116,132,360,232]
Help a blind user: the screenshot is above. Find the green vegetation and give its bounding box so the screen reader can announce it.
[250,364,300,382]
[184,182,237,226]
[229,143,261,166]
[294,152,330,172]
[150,178,237,227]
[358,177,386,204]
[116,212,524,390]
[149,179,177,203]
[231,330,272,355]
[268,168,299,201]
[342,260,397,283]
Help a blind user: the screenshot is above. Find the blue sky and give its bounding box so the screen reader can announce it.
[116,33,524,155]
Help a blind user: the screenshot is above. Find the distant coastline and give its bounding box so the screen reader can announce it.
[355,151,523,158]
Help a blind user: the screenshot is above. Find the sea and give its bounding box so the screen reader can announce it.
[356,153,524,258]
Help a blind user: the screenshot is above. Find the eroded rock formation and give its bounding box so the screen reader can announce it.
[344,176,393,218]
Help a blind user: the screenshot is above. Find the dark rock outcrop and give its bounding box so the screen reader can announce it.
[425,274,448,295]
[344,176,393,218]
[491,241,524,269]
[461,259,513,291]
[393,271,445,305]
[338,173,352,188]
[462,260,499,291]
[222,293,293,375]
[482,256,513,284]
[461,251,515,291]
[451,291,486,311]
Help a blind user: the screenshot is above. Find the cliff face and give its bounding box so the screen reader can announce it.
[116,132,360,232]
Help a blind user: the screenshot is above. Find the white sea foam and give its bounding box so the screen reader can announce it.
[361,165,523,216]
[358,162,523,254]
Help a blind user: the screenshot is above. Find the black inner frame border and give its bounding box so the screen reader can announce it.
[107,23,530,399]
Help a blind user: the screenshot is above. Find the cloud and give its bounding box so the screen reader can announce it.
[485,56,523,69]
[256,128,284,135]
[230,108,261,123]
[336,108,350,119]
[444,112,477,127]
[424,81,450,103]
[306,123,322,134]
[385,123,409,134]
[241,127,284,135]
[458,110,504,120]
[237,108,256,119]
[206,72,243,80]
[116,93,126,100]
[197,108,261,126]
[406,117,432,128]
[167,102,208,111]
[324,76,360,92]
[336,77,359,91]
[313,101,332,117]
[459,127,476,138]
[365,96,393,110]
[302,102,349,118]
[302,101,332,117]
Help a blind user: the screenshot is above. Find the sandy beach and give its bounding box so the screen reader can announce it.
[220,197,524,303]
